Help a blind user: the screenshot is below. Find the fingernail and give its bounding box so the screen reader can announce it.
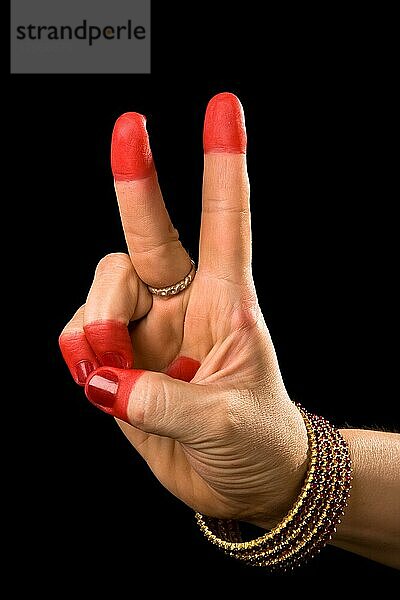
[111,112,154,181]
[85,370,119,413]
[203,92,247,154]
[101,352,127,368]
[85,367,145,422]
[75,360,95,386]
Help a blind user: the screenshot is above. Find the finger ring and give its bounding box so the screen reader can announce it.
[147,259,196,298]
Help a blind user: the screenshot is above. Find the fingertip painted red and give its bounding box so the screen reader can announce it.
[166,356,200,382]
[83,320,133,370]
[59,332,98,386]
[85,367,145,422]
[111,112,154,181]
[203,92,247,154]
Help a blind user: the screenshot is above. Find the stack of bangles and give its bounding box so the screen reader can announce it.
[195,405,352,572]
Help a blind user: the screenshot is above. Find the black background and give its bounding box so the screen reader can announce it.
[12,4,398,584]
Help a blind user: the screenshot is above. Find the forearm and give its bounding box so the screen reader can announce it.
[330,429,400,569]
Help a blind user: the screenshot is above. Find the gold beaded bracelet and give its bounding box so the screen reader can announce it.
[195,405,352,572]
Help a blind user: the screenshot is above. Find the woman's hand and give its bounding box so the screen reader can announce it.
[59,93,308,528]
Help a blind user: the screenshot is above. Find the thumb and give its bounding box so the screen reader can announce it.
[84,367,208,441]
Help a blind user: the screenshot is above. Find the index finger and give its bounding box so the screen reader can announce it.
[111,113,191,289]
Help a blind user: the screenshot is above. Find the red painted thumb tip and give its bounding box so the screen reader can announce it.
[111,112,154,181]
[85,367,145,422]
[203,92,247,154]
[85,370,118,411]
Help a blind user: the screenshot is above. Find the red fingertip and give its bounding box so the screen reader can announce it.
[83,320,133,369]
[203,93,247,154]
[111,112,154,181]
[85,367,145,422]
[166,356,200,382]
[59,332,97,386]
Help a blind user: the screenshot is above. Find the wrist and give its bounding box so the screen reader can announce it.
[328,429,400,569]
[196,407,352,571]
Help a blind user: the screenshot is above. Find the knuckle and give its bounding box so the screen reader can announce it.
[59,305,86,337]
[132,221,178,243]
[95,252,132,277]
[129,373,167,432]
[231,296,260,332]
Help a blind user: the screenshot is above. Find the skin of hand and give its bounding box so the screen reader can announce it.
[60,93,400,568]
[60,93,310,527]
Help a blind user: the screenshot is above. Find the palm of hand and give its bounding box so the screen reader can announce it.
[121,272,295,521]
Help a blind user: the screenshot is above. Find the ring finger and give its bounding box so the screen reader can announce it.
[59,253,151,384]
[83,252,151,368]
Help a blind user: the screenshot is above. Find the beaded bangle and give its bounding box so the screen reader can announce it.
[195,406,352,572]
